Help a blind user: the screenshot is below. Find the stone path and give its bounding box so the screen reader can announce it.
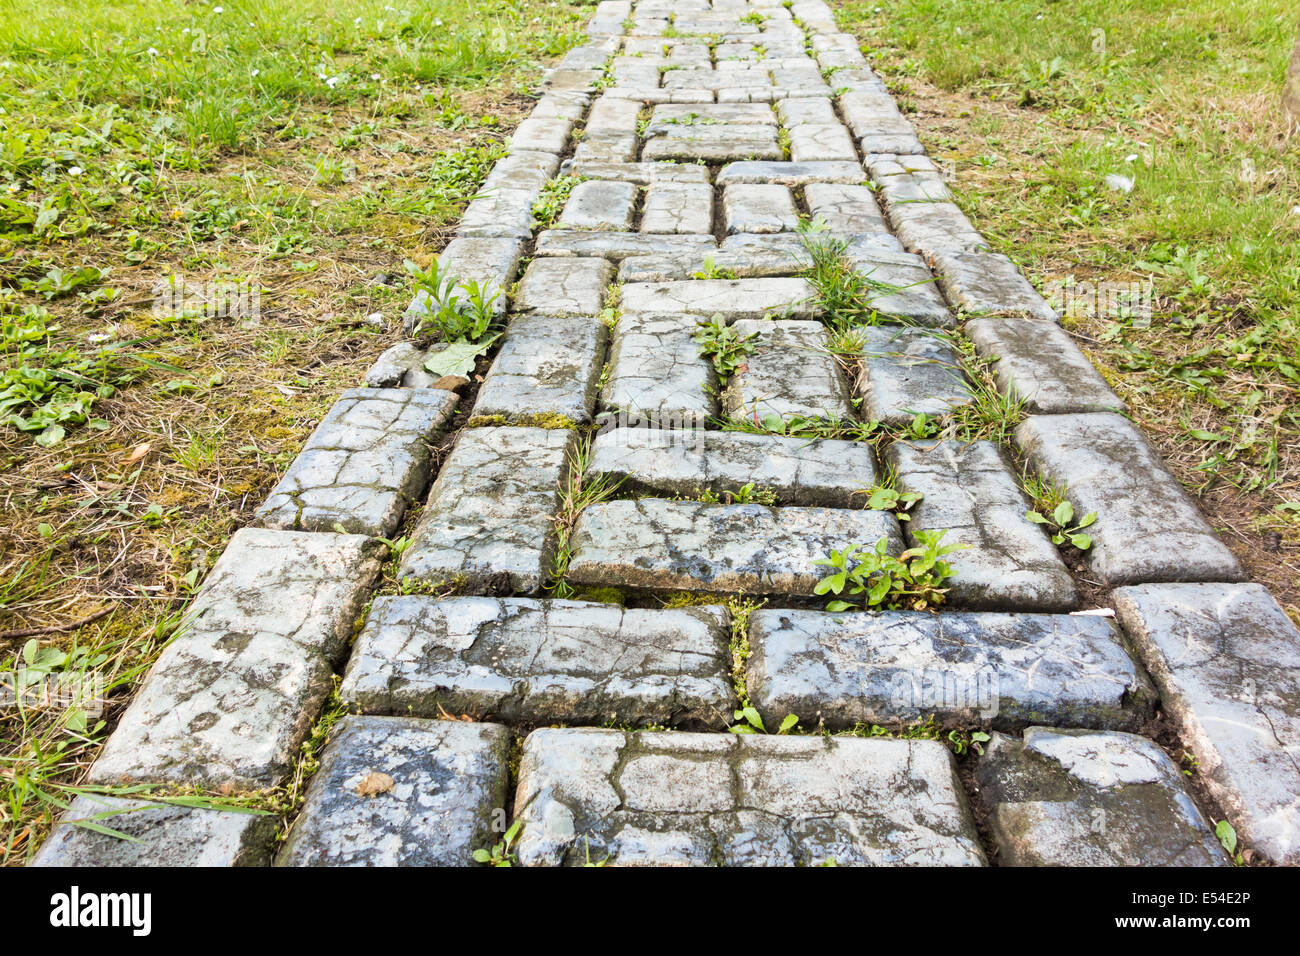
[34,0,1300,868]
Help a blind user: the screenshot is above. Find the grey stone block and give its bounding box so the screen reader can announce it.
[976,728,1227,866]
[716,160,866,186]
[641,182,714,234]
[723,183,799,233]
[558,180,638,231]
[788,123,858,162]
[341,596,733,726]
[965,317,1123,414]
[928,248,1057,319]
[472,313,608,425]
[514,256,614,315]
[1015,413,1244,585]
[804,182,887,234]
[858,325,972,424]
[1113,582,1300,865]
[724,319,853,422]
[512,729,986,866]
[278,717,511,867]
[257,388,458,536]
[536,229,716,261]
[567,499,903,596]
[748,608,1152,732]
[622,277,817,320]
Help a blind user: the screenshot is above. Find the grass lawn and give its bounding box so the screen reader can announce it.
[839,0,1300,618]
[0,0,591,864]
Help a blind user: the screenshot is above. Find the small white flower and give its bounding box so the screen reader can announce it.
[147,46,160,56]
[213,5,223,12]
[326,75,342,88]
[88,332,112,344]
[1124,153,1138,163]
[370,73,380,80]
[251,68,259,76]
[68,166,83,176]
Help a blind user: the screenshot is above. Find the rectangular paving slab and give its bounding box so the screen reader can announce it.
[747,608,1153,733]
[472,313,608,425]
[804,182,887,234]
[1112,582,1300,866]
[622,277,818,320]
[89,528,384,789]
[536,229,717,260]
[965,316,1123,414]
[400,426,576,594]
[567,499,903,596]
[32,795,276,867]
[512,728,986,866]
[723,319,853,422]
[558,179,638,231]
[599,324,717,427]
[716,160,866,186]
[278,717,511,867]
[256,388,458,536]
[641,182,714,234]
[885,440,1079,611]
[975,728,1227,866]
[341,596,733,727]
[928,248,1058,320]
[1015,413,1245,586]
[723,183,799,233]
[858,325,972,425]
[514,257,614,315]
[589,424,878,507]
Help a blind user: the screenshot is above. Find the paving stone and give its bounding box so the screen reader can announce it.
[887,200,987,253]
[928,248,1057,319]
[567,499,903,596]
[716,160,866,186]
[1015,413,1245,586]
[514,256,613,315]
[510,116,573,154]
[884,440,1078,611]
[89,529,384,789]
[472,313,608,425]
[536,229,716,261]
[622,277,817,320]
[663,68,771,93]
[618,244,807,282]
[364,342,445,389]
[965,317,1124,414]
[724,319,852,422]
[279,717,510,867]
[32,795,276,867]
[257,387,459,536]
[586,94,644,132]
[748,609,1153,732]
[341,596,733,726]
[976,727,1227,866]
[841,243,953,326]
[804,182,887,234]
[512,729,985,866]
[602,86,714,104]
[641,182,714,234]
[643,123,783,162]
[559,42,617,72]
[545,68,605,91]
[573,131,640,164]
[405,236,522,330]
[723,183,798,233]
[557,179,638,231]
[600,327,716,426]
[644,102,776,133]
[788,123,858,163]
[564,161,712,184]
[400,426,576,593]
[610,60,662,88]
[458,152,559,239]
[776,96,838,126]
[589,424,878,506]
[529,90,592,122]
[858,325,972,424]
[1112,582,1300,865]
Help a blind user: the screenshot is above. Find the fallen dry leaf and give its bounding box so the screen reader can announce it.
[354,771,395,797]
[122,442,152,465]
[432,375,470,391]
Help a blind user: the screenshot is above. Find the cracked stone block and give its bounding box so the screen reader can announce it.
[559,44,615,72]
[1112,582,1300,865]
[401,426,576,594]
[529,90,591,122]
[510,116,572,154]
[257,388,458,536]
[887,201,987,254]
[586,95,643,132]
[557,180,638,231]
[600,325,716,426]
[965,317,1123,415]
[512,729,985,866]
[804,182,887,234]
[458,152,559,239]
[589,425,878,507]
[663,69,770,94]
[514,256,613,315]
[643,124,783,162]
[875,172,952,206]
[776,97,837,126]
[862,132,924,155]
[644,102,776,134]
[838,90,904,135]
[536,229,716,261]
[278,717,510,867]
[610,60,661,88]
[641,182,714,234]
[858,325,972,424]
[723,183,799,233]
[573,131,640,164]
[364,342,445,389]
[565,161,712,185]
[341,596,733,726]
[89,529,384,789]
[619,244,807,282]
[567,499,903,596]
[885,440,1079,611]
[724,319,852,422]
[1015,413,1244,585]
[32,795,276,866]
[622,277,817,320]
[716,160,866,186]
[472,313,608,425]
[788,123,858,162]
[928,249,1056,319]
[975,728,1227,866]
[747,609,1153,733]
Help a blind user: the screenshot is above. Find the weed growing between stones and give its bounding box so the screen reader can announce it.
[546,436,624,599]
[944,335,1027,445]
[694,314,757,386]
[812,532,968,612]
[837,715,989,757]
[531,174,585,229]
